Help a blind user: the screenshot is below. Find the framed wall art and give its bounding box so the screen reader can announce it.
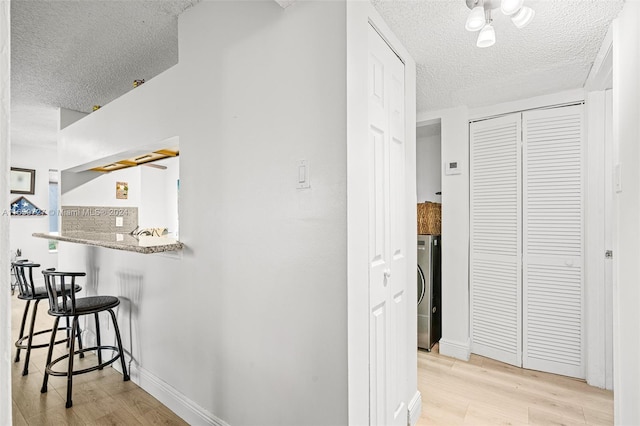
[10,168,36,194]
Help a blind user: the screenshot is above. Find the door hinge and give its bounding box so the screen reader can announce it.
[605,250,613,259]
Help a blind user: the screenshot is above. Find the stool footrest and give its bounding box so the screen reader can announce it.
[15,326,78,350]
[45,345,122,377]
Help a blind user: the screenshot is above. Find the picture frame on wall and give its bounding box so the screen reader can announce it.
[10,167,36,194]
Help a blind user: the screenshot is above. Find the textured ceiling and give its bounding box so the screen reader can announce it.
[11,0,199,147]
[10,0,625,148]
[371,0,625,112]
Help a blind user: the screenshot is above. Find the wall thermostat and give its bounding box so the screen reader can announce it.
[445,160,462,175]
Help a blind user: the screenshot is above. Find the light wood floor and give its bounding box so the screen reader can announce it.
[12,291,613,425]
[417,344,613,426]
[10,292,187,425]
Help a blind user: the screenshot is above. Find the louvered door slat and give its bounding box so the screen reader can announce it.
[522,105,584,379]
[470,113,522,367]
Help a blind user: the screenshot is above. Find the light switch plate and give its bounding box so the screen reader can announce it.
[297,159,310,189]
[615,163,622,193]
[115,217,124,227]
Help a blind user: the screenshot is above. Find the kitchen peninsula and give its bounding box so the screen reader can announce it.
[32,231,183,254]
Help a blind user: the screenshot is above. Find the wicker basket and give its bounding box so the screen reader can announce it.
[417,202,441,235]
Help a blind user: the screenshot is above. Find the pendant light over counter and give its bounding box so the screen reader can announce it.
[465,0,535,48]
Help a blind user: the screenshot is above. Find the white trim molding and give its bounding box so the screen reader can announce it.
[585,25,613,91]
[439,338,471,361]
[468,89,585,122]
[127,365,229,426]
[584,91,609,389]
[408,391,422,426]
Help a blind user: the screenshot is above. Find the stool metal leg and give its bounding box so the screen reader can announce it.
[14,300,31,362]
[65,317,70,347]
[76,320,84,359]
[108,309,130,381]
[41,316,60,394]
[94,312,103,369]
[65,316,78,408]
[21,299,41,376]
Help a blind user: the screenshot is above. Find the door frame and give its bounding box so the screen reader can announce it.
[584,26,614,389]
[347,3,418,425]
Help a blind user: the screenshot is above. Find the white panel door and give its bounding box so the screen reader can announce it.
[470,113,522,367]
[367,24,406,426]
[522,105,585,378]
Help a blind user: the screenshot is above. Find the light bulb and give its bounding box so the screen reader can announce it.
[466,5,486,31]
[501,0,523,16]
[476,24,496,48]
[511,6,535,28]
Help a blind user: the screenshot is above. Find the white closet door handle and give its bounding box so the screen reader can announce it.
[384,268,391,279]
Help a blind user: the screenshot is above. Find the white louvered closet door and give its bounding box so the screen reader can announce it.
[522,105,585,379]
[470,113,522,367]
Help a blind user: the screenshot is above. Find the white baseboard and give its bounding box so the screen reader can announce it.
[119,364,229,426]
[407,390,422,426]
[438,338,470,361]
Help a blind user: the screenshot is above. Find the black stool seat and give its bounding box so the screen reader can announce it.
[41,269,129,408]
[50,295,120,316]
[18,283,82,301]
[12,261,83,376]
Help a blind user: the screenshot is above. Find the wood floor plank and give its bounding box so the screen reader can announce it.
[417,345,613,426]
[138,405,190,426]
[22,405,86,426]
[528,406,586,426]
[583,406,614,426]
[109,388,163,419]
[464,403,528,426]
[86,406,144,426]
[11,400,28,426]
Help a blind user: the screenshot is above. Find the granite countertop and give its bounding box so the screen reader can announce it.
[32,231,184,254]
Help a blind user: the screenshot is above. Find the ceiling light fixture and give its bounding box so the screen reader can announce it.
[465,0,534,47]
[511,6,535,29]
[500,0,523,16]
[465,2,486,31]
[477,21,496,48]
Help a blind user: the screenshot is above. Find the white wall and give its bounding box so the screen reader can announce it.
[139,157,179,237]
[58,2,348,425]
[63,166,141,208]
[418,107,470,360]
[0,2,12,423]
[9,144,58,269]
[438,107,470,359]
[416,126,442,204]
[613,1,640,423]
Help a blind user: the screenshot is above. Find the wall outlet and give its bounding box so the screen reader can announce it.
[116,217,124,227]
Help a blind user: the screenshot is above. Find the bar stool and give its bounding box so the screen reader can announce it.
[40,269,130,408]
[12,260,83,376]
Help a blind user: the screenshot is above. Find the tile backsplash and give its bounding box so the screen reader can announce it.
[61,206,138,233]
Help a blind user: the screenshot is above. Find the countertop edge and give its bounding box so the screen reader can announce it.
[32,233,184,254]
